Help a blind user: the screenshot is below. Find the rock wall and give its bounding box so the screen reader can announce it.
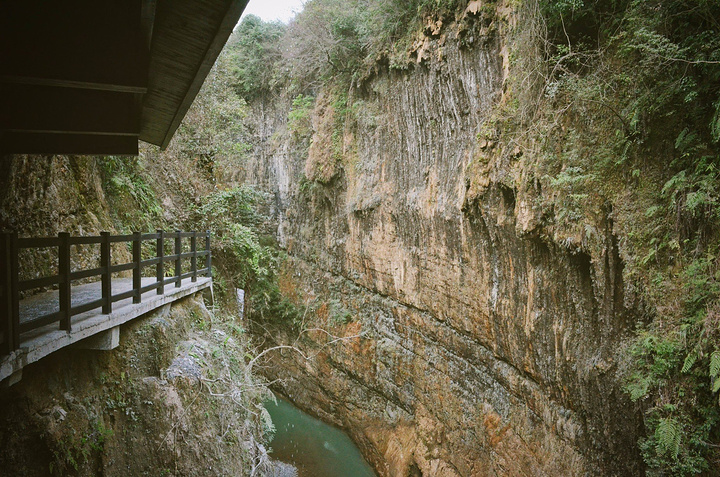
[0,157,113,236]
[245,5,643,476]
[0,157,130,284]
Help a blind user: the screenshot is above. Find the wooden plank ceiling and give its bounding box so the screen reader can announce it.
[0,0,248,156]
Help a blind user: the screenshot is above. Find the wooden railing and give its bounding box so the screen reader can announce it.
[0,230,211,355]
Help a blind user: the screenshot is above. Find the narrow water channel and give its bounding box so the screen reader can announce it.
[265,397,376,477]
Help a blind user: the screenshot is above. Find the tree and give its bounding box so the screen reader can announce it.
[227,15,286,102]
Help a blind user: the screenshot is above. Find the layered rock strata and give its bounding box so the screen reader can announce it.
[246,6,642,476]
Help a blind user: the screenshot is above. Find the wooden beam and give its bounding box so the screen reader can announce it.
[0,132,139,156]
[141,0,158,52]
[0,1,149,95]
[0,75,147,94]
[1,85,141,136]
[141,0,250,149]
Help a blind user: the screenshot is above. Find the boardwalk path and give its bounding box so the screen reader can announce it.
[2,276,212,382]
[20,277,157,324]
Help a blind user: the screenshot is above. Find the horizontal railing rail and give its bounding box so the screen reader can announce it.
[0,230,211,355]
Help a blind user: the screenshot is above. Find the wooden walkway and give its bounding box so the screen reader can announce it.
[1,276,211,383]
[0,230,212,384]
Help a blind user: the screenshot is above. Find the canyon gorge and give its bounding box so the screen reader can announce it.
[2,0,719,475]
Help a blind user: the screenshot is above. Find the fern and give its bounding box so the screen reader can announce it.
[712,377,720,394]
[681,350,697,374]
[655,417,681,459]
[711,99,720,143]
[709,350,720,378]
[627,375,651,401]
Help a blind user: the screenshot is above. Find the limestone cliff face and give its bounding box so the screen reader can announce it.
[245,5,643,476]
[0,157,126,281]
[0,157,112,236]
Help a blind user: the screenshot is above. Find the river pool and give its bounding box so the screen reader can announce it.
[265,397,376,477]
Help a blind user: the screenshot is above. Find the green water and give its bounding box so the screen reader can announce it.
[265,397,376,477]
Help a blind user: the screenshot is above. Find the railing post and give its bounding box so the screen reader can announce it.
[1,233,15,354]
[156,229,164,295]
[101,232,111,314]
[0,234,8,354]
[58,232,71,331]
[133,232,141,304]
[174,230,182,288]
[190,231,197,283]
[205,231,211,278]
[10,232,19,348]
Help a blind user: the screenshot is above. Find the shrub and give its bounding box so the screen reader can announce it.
[228,15,286,102]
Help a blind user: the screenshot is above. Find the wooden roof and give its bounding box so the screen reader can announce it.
[0,0,249,156]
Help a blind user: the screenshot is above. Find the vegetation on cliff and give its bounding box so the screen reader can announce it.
[98,40,288,318]
[228,0,720,474]
[523,1,720,473]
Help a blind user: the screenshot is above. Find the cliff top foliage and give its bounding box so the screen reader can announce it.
[525,0,720,474]
[231,0,466,101]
